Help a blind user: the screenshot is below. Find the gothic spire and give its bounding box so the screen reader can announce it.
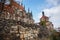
[21,2,23,6]
[23,5,25,10]
[28,8,30,13]
[10,0,14,6]
[31,11,33,17]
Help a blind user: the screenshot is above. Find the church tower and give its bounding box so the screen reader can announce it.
[39,11,54,31]
[40,11,49,22]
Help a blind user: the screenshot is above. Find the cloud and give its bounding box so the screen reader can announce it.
[36,0,60,29]
[46,0,60,6]
[38,5,60,28]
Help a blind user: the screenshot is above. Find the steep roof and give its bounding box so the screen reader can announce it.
[11,1,24,11]
[4,5,14,14]
[41,16,49,19]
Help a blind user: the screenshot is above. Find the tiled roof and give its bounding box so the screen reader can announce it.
[4,5,14,14]
[3,1,24,14]
[12,1,24,11]
[41,16,49,19]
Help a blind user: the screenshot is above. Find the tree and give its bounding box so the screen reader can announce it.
[40,21,46,27]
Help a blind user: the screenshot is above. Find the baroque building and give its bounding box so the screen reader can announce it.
[39,11,54,31]
[0,0,54,40]
[0,0,38,40]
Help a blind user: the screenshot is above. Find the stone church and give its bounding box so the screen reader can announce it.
[0,0,34,24]
[0,0,54,40]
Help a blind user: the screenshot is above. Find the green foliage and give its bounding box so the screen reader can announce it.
[40,21,46,27]
[50,31,60,40]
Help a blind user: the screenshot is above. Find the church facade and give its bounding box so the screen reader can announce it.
[39,11,53,31]
[0,0,34,24]
[0,0,54,40]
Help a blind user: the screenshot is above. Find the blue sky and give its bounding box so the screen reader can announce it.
[15,0,60,29]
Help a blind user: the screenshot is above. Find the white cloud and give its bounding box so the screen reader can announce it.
[46,0,60,6]
[36,0,60,29]
[38,5,60,28]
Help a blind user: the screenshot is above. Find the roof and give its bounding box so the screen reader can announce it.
[4,5,14,14]
[40,11,49,19]
[41,16,49,19]
[11,1,24,11]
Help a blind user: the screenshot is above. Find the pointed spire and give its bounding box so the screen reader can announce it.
[31,11,32,14]
[21,2,23,6]
[42,11,45,16]
[31,11,33,17]
[28,8,30,13]
[24,5,25,10]
[10,0,14,6]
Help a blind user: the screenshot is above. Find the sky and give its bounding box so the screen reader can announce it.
[15,0,60,29]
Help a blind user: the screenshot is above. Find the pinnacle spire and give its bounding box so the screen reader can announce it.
[24,5,25,10]
[31,11,33,17]
[21,2,23,5]
[28,8,30,13]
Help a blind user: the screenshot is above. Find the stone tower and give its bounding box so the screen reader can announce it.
[40,11,54,31]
